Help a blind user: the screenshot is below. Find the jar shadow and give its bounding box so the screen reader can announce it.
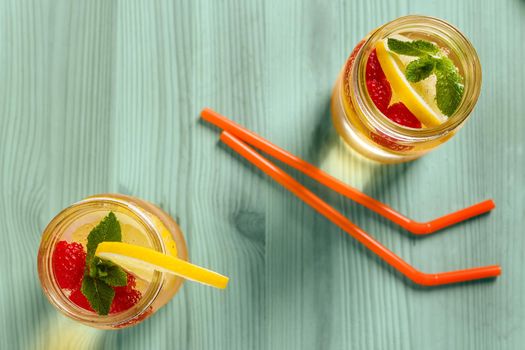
[307,97,417,209]
[29,291,108,349]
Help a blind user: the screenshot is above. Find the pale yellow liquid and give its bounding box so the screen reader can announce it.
[65,210,158,295]
[332,33,460,163]
[60,194,184,317]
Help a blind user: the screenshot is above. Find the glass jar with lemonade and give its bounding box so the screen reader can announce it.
[37,194,228,329]
[331,15,482,163]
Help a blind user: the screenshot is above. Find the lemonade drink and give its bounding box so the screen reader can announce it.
[38,194,188,329]
[331,15,482,163]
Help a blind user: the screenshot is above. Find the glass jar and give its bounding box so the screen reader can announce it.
[37,194,188,329]
[331,15,482,163]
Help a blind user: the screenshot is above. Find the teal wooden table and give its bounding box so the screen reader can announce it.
[1,0,524,349]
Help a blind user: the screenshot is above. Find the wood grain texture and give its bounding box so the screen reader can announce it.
[0,0,523,349]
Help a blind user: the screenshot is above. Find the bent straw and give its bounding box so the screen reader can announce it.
[201,108,495,235]
[220,131,501,286]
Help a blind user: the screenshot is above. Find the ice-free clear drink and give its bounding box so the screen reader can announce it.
[38,194,188,329]
[331,15,482,163]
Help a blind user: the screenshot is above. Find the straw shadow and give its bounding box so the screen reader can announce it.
[216,141,268,182]
[214,129,318,200]
[328,230,500,291]
[409,274,500,292]
[370,202,494,241]
[293,99,493,291]
[200,114,282,184]
[380,252,501,291]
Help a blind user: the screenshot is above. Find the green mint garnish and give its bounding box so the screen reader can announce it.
[86,211,121,262]
[81,212,127,315]
[387,38,439,57]
[81,275,115,316]
[89,257,128,287]
[405,56,435,82]
[387,38,464,116]
[435,58,465,116]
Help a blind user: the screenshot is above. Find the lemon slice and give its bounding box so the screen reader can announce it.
[375,39,445,128]
[95,242,229,289]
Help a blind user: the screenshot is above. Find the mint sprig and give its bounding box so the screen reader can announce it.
[81,212,127,315]
[405,56,435,82]
[81,275,115,316]
[89,257,128,287]
[387,38,464,116]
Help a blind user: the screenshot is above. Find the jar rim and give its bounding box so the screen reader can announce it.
[37,196,165,327]
[350,15,482,142]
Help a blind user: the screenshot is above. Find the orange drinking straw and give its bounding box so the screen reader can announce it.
[201,108,495,235]
[219,131,501,286]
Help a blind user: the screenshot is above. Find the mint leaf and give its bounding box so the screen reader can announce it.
[88,257,100,278]
[435,57,464,116]
[86,212,121,263]
[88,257,127,287]
[405,57,435,82]
[387,38,439,57]
[80,211,126,315]
[97,262,128,287]
[81,275,115,315]
[387,37,464,117]
[411,40,439,55]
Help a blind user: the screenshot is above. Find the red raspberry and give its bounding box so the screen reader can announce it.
[52,241,86,290]
[370,131,414,152]
[366,49,392,113]
[366,49,386,81]
[384,102,422,128]
[124,273,136,289]
[110,288,141,314]
[69,288,94,312]
[110,273,142,314]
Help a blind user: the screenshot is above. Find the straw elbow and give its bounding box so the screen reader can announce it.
[411,273,440,286]
[410,222,433,235]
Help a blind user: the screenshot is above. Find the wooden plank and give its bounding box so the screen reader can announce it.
[0,0,523,349]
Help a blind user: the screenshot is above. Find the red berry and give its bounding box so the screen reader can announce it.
[370,131,414,152]
[366,49,392,113]
[110,288,142,314]
[52,241,86,290]
[384,102,422,128]
[366,79,391,113]
[125,273,136,289]
[110,273,142,314]
[69,288,94,312]
[366,49,386,81]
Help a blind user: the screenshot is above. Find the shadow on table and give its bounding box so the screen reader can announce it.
[305,97,418,239]
[300,98,497,291]
[199,101,494,303]
[26,285,108,349]
[194,100,499,350]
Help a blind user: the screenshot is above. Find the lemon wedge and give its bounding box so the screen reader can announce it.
[375,39,446,128]
[95,242,229,289]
